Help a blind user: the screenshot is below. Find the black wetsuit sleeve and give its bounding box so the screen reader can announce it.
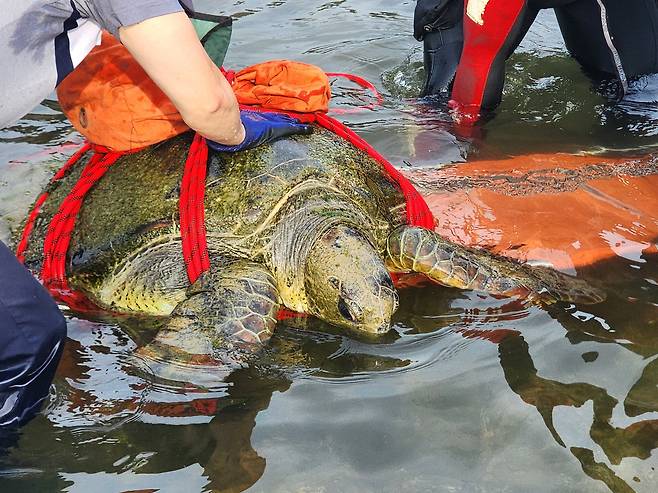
[414,0,464,41]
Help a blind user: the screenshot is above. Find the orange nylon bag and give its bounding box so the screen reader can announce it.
[56,32,189,152]
[57,35,331,151]
[231,60,331,113]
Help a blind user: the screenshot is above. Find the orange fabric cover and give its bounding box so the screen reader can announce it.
[231,60,331,113]
[56,32,189,152]
[57,34,331,151]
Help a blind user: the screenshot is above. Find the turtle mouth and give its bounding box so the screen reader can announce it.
[338,296,362,323]
[335,296,393,334]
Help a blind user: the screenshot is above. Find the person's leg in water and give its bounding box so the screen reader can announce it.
[449,0,541,122]
[420,22,464,97]
[555,0,658,97]
[415,0,465,96]
[417,0,658,120]
[0,240,66,427]
[419,1,582,121]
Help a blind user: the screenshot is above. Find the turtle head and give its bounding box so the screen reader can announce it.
[303,224,398,334]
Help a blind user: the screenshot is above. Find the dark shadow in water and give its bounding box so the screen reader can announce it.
[399,281,657,492]
[495,332,657,493]
[391,244,657,493]
[128,367,288,493]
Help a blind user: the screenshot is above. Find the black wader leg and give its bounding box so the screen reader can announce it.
[478,5,539,112]
[0,240,66,427]
[447,0,538,118]
[421,22,464,97]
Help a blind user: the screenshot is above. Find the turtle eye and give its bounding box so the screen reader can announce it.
[338,296,364,323]
[328,276,341,290]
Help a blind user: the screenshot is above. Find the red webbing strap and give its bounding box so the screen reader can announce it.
[18,137,207,305]
[222,62,432,226]
[41,149,124,294]
[314,113,435,229]
[18,133,212,295]
[180,131,296,319]
[325,72,384,114]
[16,143,92,263]
[220,67,235,85]
[325,72,382,99]
[180,133,210,284]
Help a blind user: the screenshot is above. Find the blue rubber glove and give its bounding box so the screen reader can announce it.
[207,110,313,152]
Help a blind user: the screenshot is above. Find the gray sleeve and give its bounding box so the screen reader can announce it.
[76,0,193,38]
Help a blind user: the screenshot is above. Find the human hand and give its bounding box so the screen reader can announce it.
[207,110,313,152]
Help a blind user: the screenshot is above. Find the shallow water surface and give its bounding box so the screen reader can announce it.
[1,2,657,492]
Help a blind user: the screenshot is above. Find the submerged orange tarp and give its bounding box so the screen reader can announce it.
[408,153,658,272]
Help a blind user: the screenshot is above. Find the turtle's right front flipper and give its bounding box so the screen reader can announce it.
[139,261,281,369]
[386,226,605,304]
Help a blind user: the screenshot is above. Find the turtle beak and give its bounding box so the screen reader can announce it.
[335,273,398,334]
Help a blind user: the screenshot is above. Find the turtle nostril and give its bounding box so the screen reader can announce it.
[377,321,390,334]
[328,276,341,290]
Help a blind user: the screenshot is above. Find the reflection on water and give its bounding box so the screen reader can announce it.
[1,1,657,492]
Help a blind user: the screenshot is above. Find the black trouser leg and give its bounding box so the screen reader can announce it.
[0,240,66,427]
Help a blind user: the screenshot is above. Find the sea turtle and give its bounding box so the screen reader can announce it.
[20,128,603,359]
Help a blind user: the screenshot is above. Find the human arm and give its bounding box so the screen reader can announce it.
[118,11,245,145]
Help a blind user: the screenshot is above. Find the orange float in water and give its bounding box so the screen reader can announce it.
[408,153,658,273]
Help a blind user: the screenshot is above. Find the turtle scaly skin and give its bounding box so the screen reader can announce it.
[386,226,605,304]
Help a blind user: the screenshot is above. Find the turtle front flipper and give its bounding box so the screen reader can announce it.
[386,226,605,304]
[140,261,281,367]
